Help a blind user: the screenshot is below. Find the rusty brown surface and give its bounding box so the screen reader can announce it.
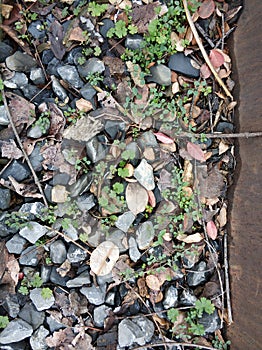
[228,0,262,349]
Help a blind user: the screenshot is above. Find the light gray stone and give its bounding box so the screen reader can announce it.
[0,319,33,344]
[6,234,27,254]
[77,57,105,78]
[49,240,67,264]
[80,284,106,305]
[66,270,91,288]
[19,222,48,244]
[30,288,55,311]
[51,75,68,102]
[128,236,141,262]
[136,221,155,250]
[4,72,28,89]
[187,261,208,287]
[19,246,43,266]
[147,64,171,86]
[6,51,38,72]
[163,286,178,309]
[57,65,83,89]
[125,34,144,50]
[0,188,11,210]
[30,326,49,350]
[19,303,45,330]
[30,68,46,85]
[93,305,111,327]
[134,159,155,190]
[67,244,87,263]
[0,105,9,125]
[118,316,154,347]
[115,211,136,233]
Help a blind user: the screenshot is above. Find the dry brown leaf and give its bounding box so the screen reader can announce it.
[187,142,206,162]
[63,116,103,142]
[206,220,218,240]
[90,241,119,276]
[209,49,225,68]
[0,243,19,293]
[177,232,203,243]
[75,98,93,112]
[68,26,87,42]
[2,4,13,19]
[6,92,36,128]
[8,176,43,199]
[1,140,23,159]
[126,182,149,215]
[217,205,227,227]
[198,0,215,19]
[146,274,161,291]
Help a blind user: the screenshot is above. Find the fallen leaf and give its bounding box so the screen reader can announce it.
[90,241,119,276]
[68,26,87,42]
[126,182,149,215]
[48,20,66,60]
[217,205,227,227]
[146,275,161,291]
[147,190,156,208]
[207,220,218,239]
[63,116,103,142]
[46,328,75,347]
[75,98,93,112]
[8,176,43,199]
[154,132,174,144]
[187,142,206,162]
[200,63,211,79]
[1,140,23,159]
[198,0,215,19]
[177,232,203,243]
[6,92,36,128]
[209,49,224,68]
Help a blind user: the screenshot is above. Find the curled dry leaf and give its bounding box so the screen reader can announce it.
[198,0,215,19]
[187,142,206,162]
[177,232,203,243]
[90,241,120,276]
[6,92,36,128]
[209,49,225,68]
[217,205,227,227]
[146,275,161,291]
[206,220,218,240]
[200,63,211,79]
[126,182,149,215]
[154,132,174,144]
[8,176,43,199]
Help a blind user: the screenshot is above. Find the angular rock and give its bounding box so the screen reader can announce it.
[77,57,105,78]
[27,123,49,138]
[28,21,46,39]
[86,135,108,163]
[100,19,114,38]
[57,65,83,89]
[147,64,171,86]
[19,302,45,330]
[30,288,55,311]
[199,309,221,333]
[104,120,126,139]
[80,83,97,100]
[6,52,38,72]
[2,294,20,318]
[49,240,67,264]
[115,211,136,233]
[66,270,91,288]
[67,244,87,263]
[51,75,68,102]
[118,316,154,347]
[0,42,13,63]
[0,188,11,210]
[136,221,155,250]
[168,53,200,78]
[137,131,158,149]
[187,261,208,287]
[6,234,27,254]
[179,289,197,306]
[1,160,30,182]
[4,72,28,89]
[129,236,141,262]
[19,246,43,266]
[125,34,144,50]
[30,325,49,350]
[50,267,70,287]
[93,305,111,327]
[46,315,66,332]
[30,68,46,85]
[76,193,95,212]
[19,222,48,244]
[0,105,9,125]
[134,159,155,190]
[40,265,52,284]
[0,319,33,344]
[163,286,178,309]
[69,173,93,197]
[80,284,106,305]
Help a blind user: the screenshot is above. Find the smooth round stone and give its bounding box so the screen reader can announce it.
[6,51,38,72]
[0,42,13,62]
[0,188,11,210]
[168,52,200,78]
[49,240,67,264]
[30,288,55,311]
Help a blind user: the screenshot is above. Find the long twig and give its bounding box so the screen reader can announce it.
[174,131,262,139]
[1,87,48,206]
[224,231,233,324]
[182,0,233,100]
[132,341,217,350]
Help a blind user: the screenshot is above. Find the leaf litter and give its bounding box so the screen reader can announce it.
[0,0,243,348]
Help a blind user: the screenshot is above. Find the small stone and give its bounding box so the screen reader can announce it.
[137,131,158,149]
[30,68,46,85]
[27,123,49,138]
[168,53,200,78]
[19,303,45,330]
[80,83,97,100]
[115,211,136,233]
[76,193,95,212]
[2,294,20,318]
[46,316,66,332]
[29,144,44,172]
[129,237,141,262]
[19,222,48,244]
[179,289,197,306]
[46,57,60,76]
[77,57,105,79]
[0,319,33,344]
[86,136,108,163]
[80,284,106,305]
[30,288,55,311]
[0,42,13,63]
[6,234,27,254]
[106,230,128,253]
[93,305,111,327]
[104,120,126,139]
[49,240,67,264]
[0,105,9,125]
[96,273,113,286]
[57,65,83,89]
[163,286,178,309]
[187,261,208,287]
[1,160,30,182]
[30,325,49,350]
[21,84,51,104]
[50,267,69,287]
[69,173,93,197]
[51,75,68,102]
[6,51,38,72]
[134,159,155,190]
[67,244,87,263]
[0,188,11,210]
[80,17,95,31]
[4,72,28,89]
[19,246,43,266]
[147,64,171,86]
[125,34,144,50]
[66,270,91,288]
[40,265,52,283]
[28,21,46,39]
[41,50,54,65]
[136,221,155,250]
[19,202,45,219]
[100,19,114,38]
[51,185,68,203]
[216,122,234,133]
[199,309,221,333]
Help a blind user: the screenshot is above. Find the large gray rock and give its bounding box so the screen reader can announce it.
[30,288,55,311]
[163,286,178,309]
[0,319,33,344]
[4,72,28,89]
[93,305,111,327]
[19,246,43,266]
[57,65,83,89]
[49,240,67,264]
[118,316,154,347]
[19,302,45,330]
[19,222,48,244]
[1,160,30,182]
[30,325,49,350]
[115,211,135,233]
[0,188,11,210]
[77,57,105,78]
[6,51,38,72]
[134,159,155,190]
[187,261,208,287]
[6,234,27,254]
[136,221,155,250]
[80,284,106,305]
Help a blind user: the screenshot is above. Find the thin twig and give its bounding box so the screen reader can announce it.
[182,0,233,100]
[221,13,225,50]
[132,341,217,350]
[1,87,48,206]
[224,231,233,324]
[195,22,215,48]
[174,131,262,139]
[215,27,236,49]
